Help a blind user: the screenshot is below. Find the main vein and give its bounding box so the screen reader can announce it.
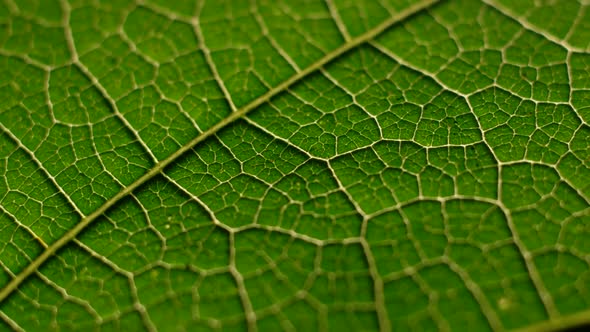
[0,0,439,303]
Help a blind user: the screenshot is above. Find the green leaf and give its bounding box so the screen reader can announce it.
[1,0,589,331]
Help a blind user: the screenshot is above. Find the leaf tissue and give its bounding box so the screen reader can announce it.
[0,0,589,331]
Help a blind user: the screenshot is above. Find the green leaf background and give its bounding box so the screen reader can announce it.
[1,0,589,331]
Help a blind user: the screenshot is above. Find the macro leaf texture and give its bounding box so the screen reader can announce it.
[0,0,590,331]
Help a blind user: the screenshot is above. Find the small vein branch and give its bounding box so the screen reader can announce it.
[192,2,238,112]
[482,0,586,52]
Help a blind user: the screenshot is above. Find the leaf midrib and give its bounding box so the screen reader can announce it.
[0,0,440,303]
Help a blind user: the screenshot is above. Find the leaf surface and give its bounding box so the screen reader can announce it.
[0,0,589,331]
